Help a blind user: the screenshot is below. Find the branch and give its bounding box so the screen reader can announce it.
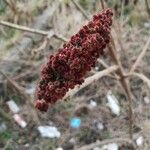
[0,20,68,42]
[64,65,118,98]
[130,37,150,73]
[71,0,90,20]
[100,0,134,139]
[78,138,137,150]
[145,0,150,17]
[100,0,105,9]
[127,72,150,89]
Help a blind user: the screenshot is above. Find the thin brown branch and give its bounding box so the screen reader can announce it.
[54,33,68,42]
[3,0,17,14]
[0,20,67,42]
[78,138,137,150]
[108,37,133,140]
[97,59,120,80]
[127,72,150,89]
[0,20,48,35]
[100,0,133,139]
[64,65,118,99]
[145,0,150,17]
[130,37,150,73]
[71,0,90,20]
[100,0,105,9]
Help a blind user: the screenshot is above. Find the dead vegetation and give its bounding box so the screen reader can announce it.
[0,0,150,150]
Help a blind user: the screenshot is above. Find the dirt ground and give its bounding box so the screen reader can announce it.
[0,0,150,150]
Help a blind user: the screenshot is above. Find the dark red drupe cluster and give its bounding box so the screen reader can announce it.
[35,9,113,112]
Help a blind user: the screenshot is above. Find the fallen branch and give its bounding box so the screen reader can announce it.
[78,138,137,150]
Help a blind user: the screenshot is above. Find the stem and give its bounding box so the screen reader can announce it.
[145,0,150,17]
[71,0,89,20]
[100,0,133,139]
[108,39,133,139]
[64,65,118,98]
[130,37,150,73]
[0,20,68,42]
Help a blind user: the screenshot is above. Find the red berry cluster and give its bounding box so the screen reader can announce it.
[35,9,113,112]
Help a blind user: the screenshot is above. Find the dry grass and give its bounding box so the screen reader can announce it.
[0,0,150,149]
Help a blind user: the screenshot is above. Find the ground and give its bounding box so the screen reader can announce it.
[0,0,150,150]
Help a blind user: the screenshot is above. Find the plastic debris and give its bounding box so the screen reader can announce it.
[37,126,61,138]
[93,143,118,150]
[88,99,97,109]
[55,147,63,150]
[106,91,120,116]
[96,122,104,131]
[69,138,76,144]
[144,96,150,104]
[144,22,150,28]
[0,121,7,132]
[25,84,36,95]
[136,136,144,146]
[107,143,118,150]
[7,100,20,114]
[95,66,99,71]
[70,117,81,128]
[93,147,102,150]
[13,114,27,128]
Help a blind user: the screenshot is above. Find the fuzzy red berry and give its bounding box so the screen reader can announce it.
[35,9,113,111]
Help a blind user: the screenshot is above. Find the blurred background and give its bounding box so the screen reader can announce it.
[0,0,150,149]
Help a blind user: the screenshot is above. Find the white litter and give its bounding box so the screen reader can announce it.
[93,147,102,150]
[7,100,20,113]
[106,91,120,116]
[144,96,150,104]
[0,122,7,132]
[107,143,118,150]
[69,138,76,144]
[13,114,27,128]
[55,147,63,150]
[95,66,99,71]
[97,122,104,131]
[38,126,61,138]
[88,99,97,109]
[25,85,36,95]
[93,143,118,150]
[144,22,150,28]
[136,136,144,146]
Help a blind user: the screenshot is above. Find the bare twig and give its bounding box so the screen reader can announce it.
[78,138,137,150]
[127,72,150,89]
[71,0,90,20]
[0,20,48,35]
[107,35,134,139]
[97,59,120,80]
[64,65,118,99]
[145,0,150,17]
[3,0,16,14]
[0,20,67,42]
[99,0,134,139]
[130,37,150,73]
[100,0,105,9]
